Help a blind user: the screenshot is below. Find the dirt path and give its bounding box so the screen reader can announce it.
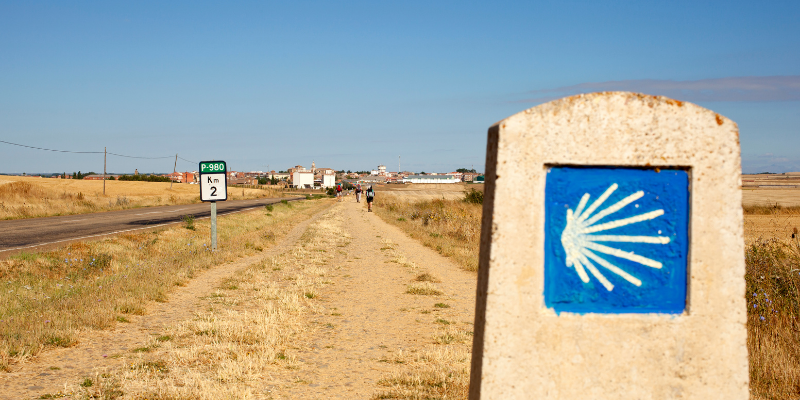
[7,199,477,399]
[0,205,331,400]
[264,199,477,398]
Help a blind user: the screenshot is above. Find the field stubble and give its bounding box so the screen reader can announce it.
[0,175,283,220]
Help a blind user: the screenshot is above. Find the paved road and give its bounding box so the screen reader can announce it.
[0,197,301,254]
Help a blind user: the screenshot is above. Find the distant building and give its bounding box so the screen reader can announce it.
[321,169,336,188]
[292,170,314,188]
[462,172,482,182]
[403,175,460,184]
[269,171,290,181]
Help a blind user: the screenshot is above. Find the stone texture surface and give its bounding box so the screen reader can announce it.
[470,92,748,399]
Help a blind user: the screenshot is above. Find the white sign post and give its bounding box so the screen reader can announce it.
[199,161,228,251]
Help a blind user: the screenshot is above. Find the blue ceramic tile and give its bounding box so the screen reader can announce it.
[544,167,689,314]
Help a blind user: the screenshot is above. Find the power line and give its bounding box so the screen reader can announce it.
[1,139,194,162]
[177,156,197,164]
[107,152,173,160]
[0,140,103,154]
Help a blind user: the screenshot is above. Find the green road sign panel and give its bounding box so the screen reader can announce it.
[199,161,227,174]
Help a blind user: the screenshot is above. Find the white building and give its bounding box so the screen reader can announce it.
[321,170,336,188]
[292,171,314,188]
[402,175,460,184]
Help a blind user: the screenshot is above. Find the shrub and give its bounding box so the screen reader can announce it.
[463,188,483,204]
[182,214,196,230]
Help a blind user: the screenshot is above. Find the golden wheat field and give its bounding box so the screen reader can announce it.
[0,175,282,220]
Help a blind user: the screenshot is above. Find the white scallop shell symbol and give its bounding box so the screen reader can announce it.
[561,183,670,291]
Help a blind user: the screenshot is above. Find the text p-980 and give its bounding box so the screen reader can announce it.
[200,162,226,173]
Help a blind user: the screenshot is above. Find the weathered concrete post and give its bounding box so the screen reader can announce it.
[470,92,748,399]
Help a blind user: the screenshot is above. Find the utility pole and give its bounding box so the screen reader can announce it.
[103,147,107,195]
[170,154,177,190]
[398,155,401,174]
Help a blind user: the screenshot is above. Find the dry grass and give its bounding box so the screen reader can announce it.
[0,175,283,220]
[0,197,332,372]
[372,347,470,399]
[414,273,440,283]
[65,205,350,399]
[374,194,482,272]
[406,282,443,296]
[745,238,800,400]
[744,203,800,215]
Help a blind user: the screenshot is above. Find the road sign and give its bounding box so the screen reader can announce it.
[199,161,227,202]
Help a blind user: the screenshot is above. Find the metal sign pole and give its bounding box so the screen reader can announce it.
[211,201,217,251]
[199,160,226,252]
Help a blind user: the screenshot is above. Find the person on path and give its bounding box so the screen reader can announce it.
[366,185,375,212]
[355,184,362,203]
[336,183,343,202]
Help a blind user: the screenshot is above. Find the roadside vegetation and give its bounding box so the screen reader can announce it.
[0,176,284,220]
[0,198,332,372]
[374,190,483,272]
[746,237,800,400]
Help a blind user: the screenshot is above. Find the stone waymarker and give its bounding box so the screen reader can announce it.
[470,92,748,399]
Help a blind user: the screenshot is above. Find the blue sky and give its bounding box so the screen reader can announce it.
[1,1,798,174]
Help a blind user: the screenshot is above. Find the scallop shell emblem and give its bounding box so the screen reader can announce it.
[560,183,669,291]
